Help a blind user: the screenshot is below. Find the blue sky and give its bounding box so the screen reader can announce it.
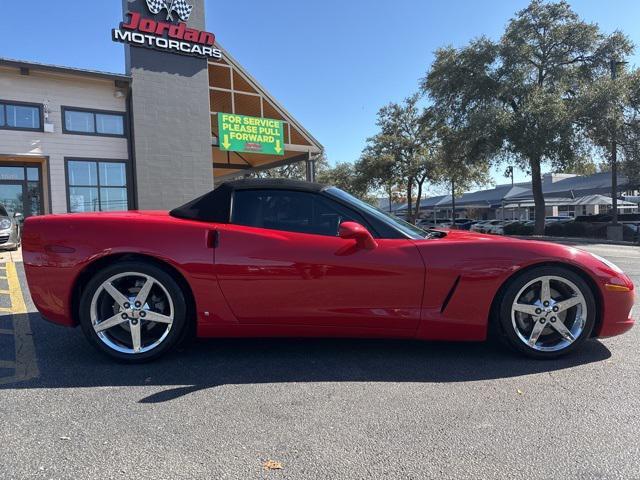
[2,0,639,189]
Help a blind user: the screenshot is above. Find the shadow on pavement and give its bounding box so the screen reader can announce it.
[0,312,612,403]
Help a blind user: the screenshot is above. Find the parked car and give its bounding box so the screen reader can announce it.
[416,218,445,229]
[483,220,506,235]
[545,216,574,224]
[470,220,492,233]
[0,205,22,251]
[450,218,474,230]
[22,179,635,362]
[624,223,640,242]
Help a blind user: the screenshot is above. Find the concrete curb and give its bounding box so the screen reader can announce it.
[512,235,639,247]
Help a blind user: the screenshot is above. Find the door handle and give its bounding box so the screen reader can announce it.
[206,230,219,248]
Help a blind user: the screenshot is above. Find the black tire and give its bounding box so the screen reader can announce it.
[79,260,188,363]
[496,266,596,359]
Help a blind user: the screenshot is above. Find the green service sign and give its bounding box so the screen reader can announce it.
[218,113,285,156]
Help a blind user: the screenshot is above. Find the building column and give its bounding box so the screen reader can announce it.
[123,0,213,210]
[306,154,315,182]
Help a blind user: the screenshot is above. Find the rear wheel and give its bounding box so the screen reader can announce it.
[497,266,596,358]
[79,261,187,362]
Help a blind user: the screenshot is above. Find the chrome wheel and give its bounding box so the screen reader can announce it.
[90,272,174,355]
[511,275,588,352]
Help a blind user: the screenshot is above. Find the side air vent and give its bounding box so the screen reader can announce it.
[440,276,461,313]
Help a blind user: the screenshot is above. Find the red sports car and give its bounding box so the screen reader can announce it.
[22,179,635,362]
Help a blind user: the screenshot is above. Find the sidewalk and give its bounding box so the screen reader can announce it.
[0,248,22,264]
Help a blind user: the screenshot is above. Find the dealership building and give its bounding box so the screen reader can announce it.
[0,0,322,217]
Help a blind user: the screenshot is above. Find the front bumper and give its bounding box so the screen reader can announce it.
[0,228,19,250]
[596,276,636,338]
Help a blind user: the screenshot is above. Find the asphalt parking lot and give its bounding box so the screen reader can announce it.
[1,243,639,480]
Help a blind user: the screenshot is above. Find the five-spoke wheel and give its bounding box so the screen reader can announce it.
[79,261,187,362]
[498,266,596,358]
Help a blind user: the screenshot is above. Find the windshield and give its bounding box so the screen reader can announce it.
[325,187,429,239]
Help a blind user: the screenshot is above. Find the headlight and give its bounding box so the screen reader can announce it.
[589,252,624,274]
[0,219,11,230]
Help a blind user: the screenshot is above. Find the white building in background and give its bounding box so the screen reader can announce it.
[393,172,639,220]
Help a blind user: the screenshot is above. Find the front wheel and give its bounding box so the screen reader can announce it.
[79,261,187,363]
[497,266,596,359]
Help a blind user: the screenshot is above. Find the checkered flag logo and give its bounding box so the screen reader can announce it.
[145,0,193,22]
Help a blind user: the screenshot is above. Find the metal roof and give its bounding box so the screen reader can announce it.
[415,172,633,211]
[508,172,629,200]
[503,194,637,208]
[0,57,131,83]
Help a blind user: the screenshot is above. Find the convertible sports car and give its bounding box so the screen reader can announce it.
[23,179,635,362]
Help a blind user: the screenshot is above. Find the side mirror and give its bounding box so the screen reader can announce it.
[338,221,377,250]
[13,212,23,223]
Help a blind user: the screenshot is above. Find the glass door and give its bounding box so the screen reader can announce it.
[0,182,24,216]
[0,165,43,217]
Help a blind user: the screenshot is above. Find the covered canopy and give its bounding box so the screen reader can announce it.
[209,46,323,180]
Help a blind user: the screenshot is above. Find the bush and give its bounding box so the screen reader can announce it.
[544,221,606,238]
[544,222,565,237]
[558,221,589,237]
[504,222,534,235]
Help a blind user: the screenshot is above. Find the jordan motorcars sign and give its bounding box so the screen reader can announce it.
[112,0,222,59]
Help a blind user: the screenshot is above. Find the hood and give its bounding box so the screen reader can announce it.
[430,228,521,243]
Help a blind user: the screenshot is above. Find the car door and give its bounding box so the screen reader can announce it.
[213,189,425,331]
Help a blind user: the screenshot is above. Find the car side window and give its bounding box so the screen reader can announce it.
[231,189,366,236]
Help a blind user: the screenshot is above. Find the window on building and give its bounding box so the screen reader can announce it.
[0,101,42,131]
[231,189,364,236]
[67,160,129,212]
[63,108,125,137]
[557,205,576,217]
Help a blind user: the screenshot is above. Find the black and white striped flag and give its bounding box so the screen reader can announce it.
[145,0,193,22]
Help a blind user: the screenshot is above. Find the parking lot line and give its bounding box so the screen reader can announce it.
[0,260,38,386]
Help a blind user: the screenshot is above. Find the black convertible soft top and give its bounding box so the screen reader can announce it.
[169,178,327,223]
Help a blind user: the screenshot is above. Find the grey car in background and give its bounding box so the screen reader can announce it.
[0,205,22,251]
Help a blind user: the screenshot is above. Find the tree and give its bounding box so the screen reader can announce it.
[423,0,632,235]
[622,71,640,188]
[253,152,330,181]
[579,64,640,221]
[431,122,493,219]
[316,161,372,201]
[360,94,438,222]
[356,146,403,212]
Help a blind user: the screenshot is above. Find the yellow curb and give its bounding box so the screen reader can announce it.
[6,262,26,314]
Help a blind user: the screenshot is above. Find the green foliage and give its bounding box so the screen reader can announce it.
[316,161,374,202]
[253,152,330,181]
[356,94,439,221]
